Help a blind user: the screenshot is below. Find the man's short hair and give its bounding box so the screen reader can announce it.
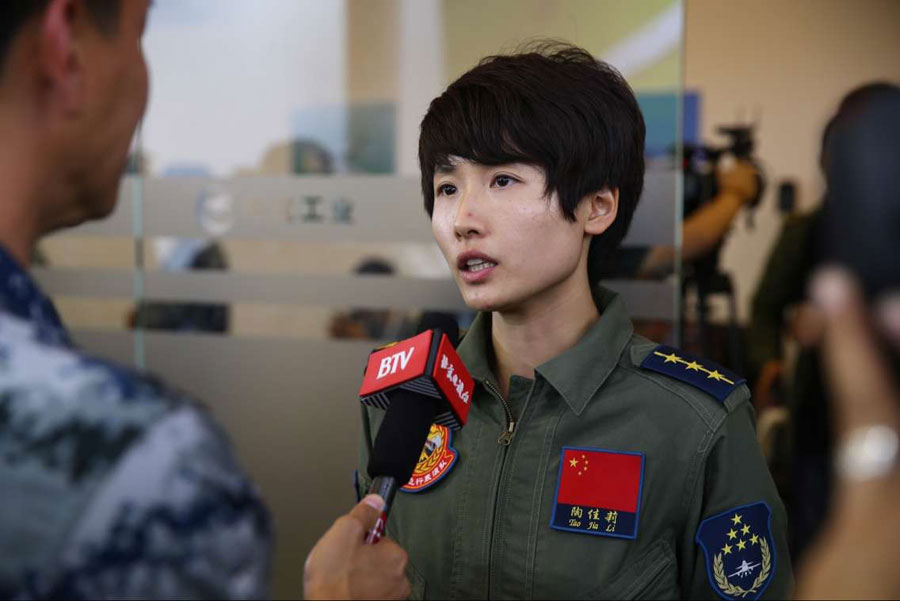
[1,0,121,77]
[418,41,646,282]
[820,81,899,169]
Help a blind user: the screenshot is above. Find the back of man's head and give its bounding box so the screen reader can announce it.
[0,0,147,264]
[1,1,121,78]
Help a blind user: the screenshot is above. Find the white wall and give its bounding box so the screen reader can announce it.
[684,0,900,322]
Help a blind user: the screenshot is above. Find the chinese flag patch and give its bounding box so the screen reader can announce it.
[550,447,645,539]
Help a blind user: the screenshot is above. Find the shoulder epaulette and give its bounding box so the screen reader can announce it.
[640,345,746,403]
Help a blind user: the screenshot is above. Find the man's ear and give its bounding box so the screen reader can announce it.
[583,187,619,236]
[38,0,86,114]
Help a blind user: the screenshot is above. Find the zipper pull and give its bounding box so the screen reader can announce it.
[497,421,516,446]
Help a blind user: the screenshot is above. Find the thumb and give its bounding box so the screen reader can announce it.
[811,267,900,435]
[347,494,385,532]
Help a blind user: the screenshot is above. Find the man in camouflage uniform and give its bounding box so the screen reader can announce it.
[0,1,409,599]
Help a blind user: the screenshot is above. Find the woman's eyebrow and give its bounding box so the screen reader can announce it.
[435,164,457,175]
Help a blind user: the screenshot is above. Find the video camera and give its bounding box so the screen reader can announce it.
[680,124,765,372]
[683,124,766,227]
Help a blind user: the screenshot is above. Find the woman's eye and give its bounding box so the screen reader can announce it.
[494,175,516,188]
[437,183,457,196]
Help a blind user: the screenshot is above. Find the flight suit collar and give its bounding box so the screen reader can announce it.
[456,308,495,386]
[456,286,634,415]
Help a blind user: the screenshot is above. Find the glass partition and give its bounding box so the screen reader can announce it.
[41,1,684,596]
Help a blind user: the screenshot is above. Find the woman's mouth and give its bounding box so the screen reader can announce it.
[464,258,497,273]
[457,253,499,283]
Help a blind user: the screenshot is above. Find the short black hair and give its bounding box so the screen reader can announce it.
[418,41,646,282]
[1,0,121,78]
[820,81,898,169]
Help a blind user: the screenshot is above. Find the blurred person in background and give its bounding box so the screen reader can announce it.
[610,158,761,280]
[130,237,231,334]
[797,79,900,598]
[328,257,411,340]
[0,1,408,598]
[746,82,900,562]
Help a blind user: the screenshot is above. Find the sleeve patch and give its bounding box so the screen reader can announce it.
[695,501,776,600]
[640,345,745,403]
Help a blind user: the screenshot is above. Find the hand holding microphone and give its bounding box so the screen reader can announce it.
[358,318,473,543]
[303,494,411,600]
[304,320,472,599]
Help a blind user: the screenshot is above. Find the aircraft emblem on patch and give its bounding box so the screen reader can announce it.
[401,423,458,493]
[695,502,776,600]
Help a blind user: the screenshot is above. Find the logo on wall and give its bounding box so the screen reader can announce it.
[286,196,355,224]
[401,423,458,493]
[196,187,235,236]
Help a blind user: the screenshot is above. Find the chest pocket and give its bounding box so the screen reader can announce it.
[579,539,678,600]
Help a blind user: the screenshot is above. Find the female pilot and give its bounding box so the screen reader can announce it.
[358,42,792,600]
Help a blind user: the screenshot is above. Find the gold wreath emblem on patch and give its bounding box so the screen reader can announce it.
[713,536,771,598]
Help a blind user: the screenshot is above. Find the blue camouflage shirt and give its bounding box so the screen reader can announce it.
[0,246,271,599]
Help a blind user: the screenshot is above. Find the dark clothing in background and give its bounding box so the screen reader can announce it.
[747,208,831,561]
[134,242,230,333]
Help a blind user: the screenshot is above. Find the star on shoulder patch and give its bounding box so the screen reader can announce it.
[640,345,745,403]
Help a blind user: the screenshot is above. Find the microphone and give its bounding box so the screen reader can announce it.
[358,320,473,543]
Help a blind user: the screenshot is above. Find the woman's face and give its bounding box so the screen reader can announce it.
[430,158,592,314]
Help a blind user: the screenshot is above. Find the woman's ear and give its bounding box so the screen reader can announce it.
[583,187,619,236]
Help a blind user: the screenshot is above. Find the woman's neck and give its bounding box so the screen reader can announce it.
[490,275,599,398]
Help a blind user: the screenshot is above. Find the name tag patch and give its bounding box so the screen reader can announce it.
[550,447,644,539]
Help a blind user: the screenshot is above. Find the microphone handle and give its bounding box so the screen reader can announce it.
[364,475,399,544]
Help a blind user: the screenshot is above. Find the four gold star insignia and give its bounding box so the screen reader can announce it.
[651,351,735,384]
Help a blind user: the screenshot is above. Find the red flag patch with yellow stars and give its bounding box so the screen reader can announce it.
[550,447,645,539]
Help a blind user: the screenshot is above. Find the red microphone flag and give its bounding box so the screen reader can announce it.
[359,330,472,430]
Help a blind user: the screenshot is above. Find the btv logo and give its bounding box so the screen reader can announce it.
[377,348,415,379]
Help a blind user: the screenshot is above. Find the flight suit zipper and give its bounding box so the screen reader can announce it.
[482,377,537,599]
[485,379,516,445]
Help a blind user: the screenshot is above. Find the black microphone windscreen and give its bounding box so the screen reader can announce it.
[368,389,438,482]
[418,312,460,347]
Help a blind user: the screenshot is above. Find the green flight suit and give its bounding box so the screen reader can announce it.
[358,287,793,600]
